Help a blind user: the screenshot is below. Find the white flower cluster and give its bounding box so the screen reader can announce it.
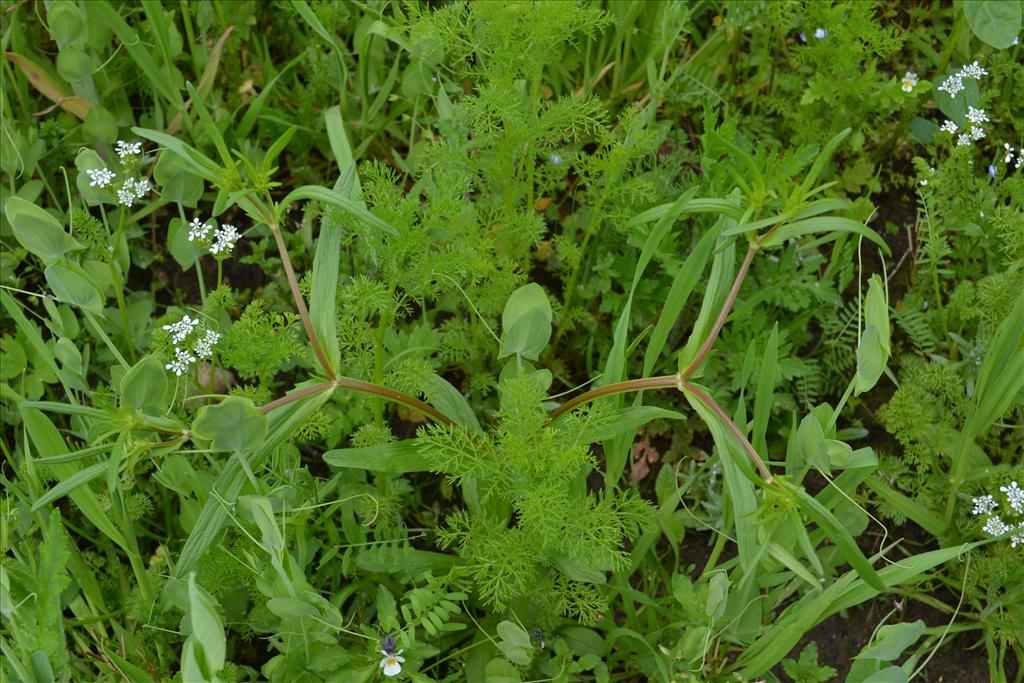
[937,60,987,97]
[972,480,1024,549]
[162,314,220,376]
[87,168,116,188]
[117,177,151,207]
[85,141,153,205]
[187,217,214,242]
[186,216,242,257]
[940,107,989,147]
[209,224,240,255]
[115,139,143,158]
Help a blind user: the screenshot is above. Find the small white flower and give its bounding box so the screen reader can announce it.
[209,224,241,256]
[972,495,999,516]
[982,515,1011,536]
[969,125,986,142]
[937,74,964,96]
[961,61,987,80]
[187,217,214,242]
[194,329,220,359]
[900,70,918,93]
[919,179,928,186]
[940,120,958,135]
[117,187,136,207]
[1004,143,1016,164]
[115,140,143,158]
[379,649,405,677]
[165,347,196,376]
[1012,524,1024,549]
[799,31,807,43]
[549,152,563,166]
[1001,481,1024,514]
[87,168,116,188]
[814,28,827,40]
[966,106,988,125]
[162,314,200,344]
[956,133,973,147]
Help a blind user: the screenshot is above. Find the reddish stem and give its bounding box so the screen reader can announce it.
[680,245,758,380]
[259,376,453,426]
[547,375,680,423]
[268,223,336,379]
[682,381,772,482]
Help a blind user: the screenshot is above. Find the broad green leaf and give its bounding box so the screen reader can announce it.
[963,0,1021,48]
[499,283,552,360]
[188,574,225,676]
[153,151,204,206]
[324,439,431,473]
[120,355,168,410]
[44,264,102,315]
[855,621,925,661]
[5,197,81,263]
[192,396,267,452]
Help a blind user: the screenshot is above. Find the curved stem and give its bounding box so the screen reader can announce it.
[682,381,772,482]
[259,376,453,426]
[547,375,681,423]
[268,221,335,379]
[680,244,758,380]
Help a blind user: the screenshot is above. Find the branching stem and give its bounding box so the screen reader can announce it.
[267,220,335,379]
[259,376,453,426]
[680,244,758,380]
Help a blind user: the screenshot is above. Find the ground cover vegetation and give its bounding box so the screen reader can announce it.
[1,0,1022,681]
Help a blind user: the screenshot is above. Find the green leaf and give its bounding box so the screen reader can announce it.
[279,185,398,236]
[192,396,267,452]
[323,439,431,473]
[309,179,345,375]
[642,220,722,376]
[963,1,1021,48]
[5,197,81,263]
[120,355,168,410]
[31,461,107,511]
[856,621,924,662]
[153,151,204,206]
[760,216,888,253]
[792,483,884,591]
[187,573,225,677]
[496,621,532,665]
[752,324,778,457]
[43,264,101,315]
[499,283,552,360]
